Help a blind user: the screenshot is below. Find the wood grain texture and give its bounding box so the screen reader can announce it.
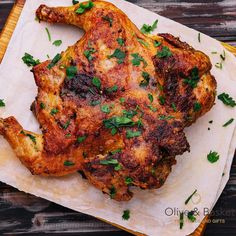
[0,0,235,236]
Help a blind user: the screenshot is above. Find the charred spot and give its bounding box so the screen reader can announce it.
[78,170,87,179]
[61,73,101,102]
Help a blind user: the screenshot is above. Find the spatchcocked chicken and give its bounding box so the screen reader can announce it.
[0,1,216,201]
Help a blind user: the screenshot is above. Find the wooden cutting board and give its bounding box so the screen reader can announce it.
[0,0,235,235]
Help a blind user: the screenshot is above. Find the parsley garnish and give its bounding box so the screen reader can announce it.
[75,1,94,14]
[125,177,133,185]
[148,93,153,103]
[159,115,174,120]
[0,99,5,107]
[171,103,177,112]
[215,62,222,69]
[110,149,122,155]
[117,38,124,46]
[40,103,45,109]
[101,104,111,114]
[22,53,40,67]
[20,131,36,144]
[110,185,116,198]
[185,189,197,205]
[131,53,147,67]
[218,93,236,107]
[50,108,58,115]
[141,19,158,34]
[223,118,234,127]
[72,0,79,5]
[53,40,62,47]
[103,116,135,135]
[48,54,61,69]
[157,46,172,58]
[92,77,101,89]
[90,100,101,106]
[207,151,219,163]
[159,95,165,105]
[123,109,138,119]
[108,49,126,64]
[120,97,125,103]
[147,105,157,112]
[140,72,150,87]
[137,38,149,47]
[126,130,141,139]
[179,212,184,229]
[64,160,75,166]
[193,102,201,112]
[106,85,118,93]
[154,40,161,47]
[122,210,130,220]
[66,66,77,79]
[84,47,96,61]
[220,50,226,61]
[45,27,51,42]
[100,158,119,165]
[187,211,196,222]
[183,67,200,88]
[62,120,70,129]
[77,136,87,143]
[198,32,201,43]
[102,16,113,27]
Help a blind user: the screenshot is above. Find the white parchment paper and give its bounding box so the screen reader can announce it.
[0,1,236,235]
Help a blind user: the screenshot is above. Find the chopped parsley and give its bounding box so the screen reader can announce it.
[101,104,111,114]
[147,105,157,112]
[148,93,153,103]
[66,66,77,79]
[90,100,101,106]
[45,27,51,42]
[84,47,96,61]
[218,93,236,107]
[183,67,200,88]
[40,103,45,109]
[117,38,124,46]
[72,0,79,5]
[0,99,5,107]
[185,189,197,205]
[48,54,61,69]
[123,109,138,119]
[220,50,226,61]
[75,1,94,14]
[110,185,116,198]
[159,115,174,120]
[159,95,165,105]
[106,85,118,93]
[207,151,220,163]
[77,135,87,143]
[215,62,222,69]
[50,108,58,115]
[193,102,201,112]
[223,118,234,127]
[120,97,125,103]
[20,131,36,144]
[64,160,75,166]
[126,130,141,139]
[154,40,161,47]
[198,32,201,43]
[140,72,150,87]
[157,46,172,58]
[187,211,196,222]
[137,38,149,47]
[22,53,40,67]
[108,49,126,64]
[171,103,177,112]
[102,16,113,27]
[141,19,158,34]
[122,210,130,220]
[92,77,101,89]
[100,158,119,165]
[125,177,133,185]
[103,116,135,135]
[179,212,184,229]
[53,40,62,47]
[110,149,122,155]
[131,53,147,67]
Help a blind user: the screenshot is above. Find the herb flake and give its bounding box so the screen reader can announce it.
[218,93,236,107]
[207,151,220,163]
[141,19,158,34]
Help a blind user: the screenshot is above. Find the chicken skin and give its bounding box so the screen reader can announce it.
[0,0,216,201]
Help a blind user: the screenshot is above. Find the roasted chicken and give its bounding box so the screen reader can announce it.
[0,0,216,201]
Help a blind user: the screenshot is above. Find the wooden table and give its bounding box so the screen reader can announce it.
[0,0,236,235]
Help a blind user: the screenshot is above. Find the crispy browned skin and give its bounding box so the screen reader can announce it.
[0,0,216,201]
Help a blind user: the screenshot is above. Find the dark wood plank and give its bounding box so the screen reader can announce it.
[0,0,236,235]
